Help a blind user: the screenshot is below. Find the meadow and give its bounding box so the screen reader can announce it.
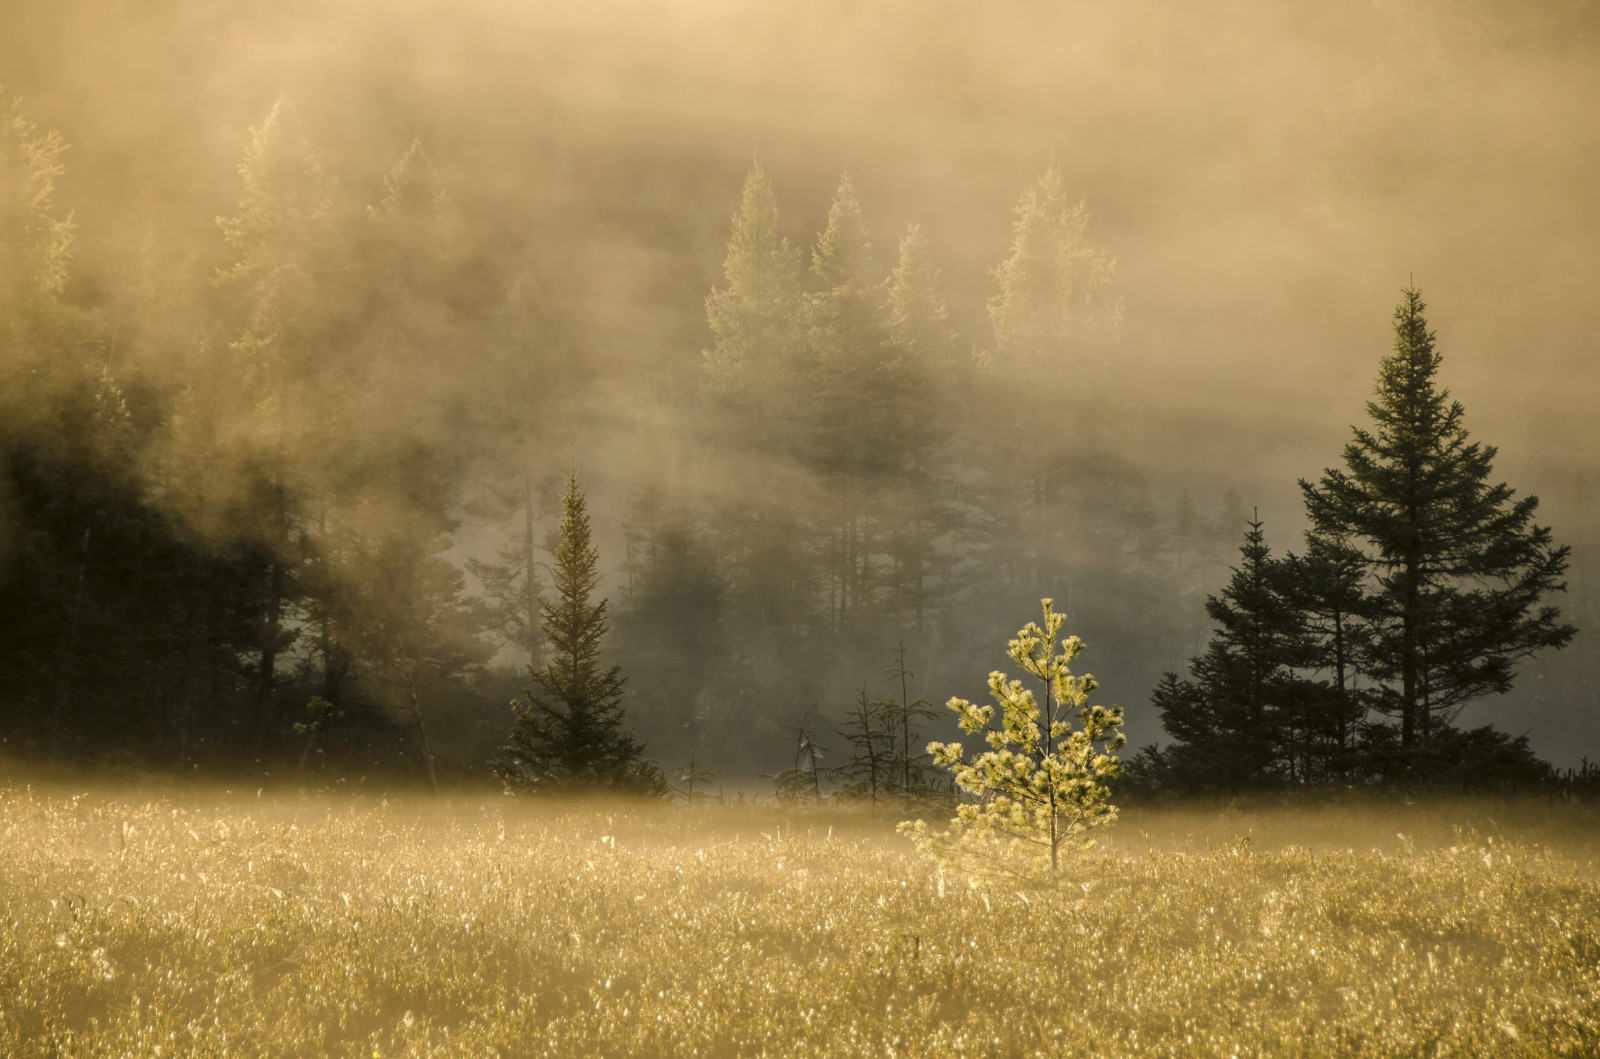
[2,782,1598,1057]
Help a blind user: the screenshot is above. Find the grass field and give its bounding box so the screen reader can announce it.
[2,783,1598,1057]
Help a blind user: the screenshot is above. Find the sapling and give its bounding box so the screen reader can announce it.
[900,598,1124,880]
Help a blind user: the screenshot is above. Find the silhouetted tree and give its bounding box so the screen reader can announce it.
[496,465,665,795]
[1277,531,1371,779]
[1152,516,1300,788]
[832,686,894,804]
[1300,287,1574,769]
[879,641,940,797]
[771,704,827,804]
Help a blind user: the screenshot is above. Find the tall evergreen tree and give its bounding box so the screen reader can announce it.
[882,224,963,633]
[0,88,75,403]
[213,96,337,750]
[496,465,664,795]
[702,159,804,418]
[700,162,817,682]
[807,172,894,630]
[985,162,1121,378]
[471,270,574,672]
[1300,287,1574,765]
[973,165,1126,605]
[614,489,724,762]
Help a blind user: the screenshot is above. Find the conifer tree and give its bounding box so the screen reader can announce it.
[1277,531,1370,778]
[0,88,75,401]
[986,162,1121,377]
[496,465,664,795]
[880,641,940,797]
[357,520,491,795]
[700,161,817,688]
[883,225,963,632]
[771,705,828,804]
[472,270,574,672]
[614,491,723,760]
[702,159,803,409]
[1300,287,1574,765]
[832,687,894,804]
[975,165,1124,602]
[901,599,1124,878]
[1152,515,1301,787]
[214,96,337,750]
[807,172,894,629]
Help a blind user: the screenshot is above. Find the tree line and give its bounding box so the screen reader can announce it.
[0,88,1577,789]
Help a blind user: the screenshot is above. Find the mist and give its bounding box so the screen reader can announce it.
[1,0,1595,781]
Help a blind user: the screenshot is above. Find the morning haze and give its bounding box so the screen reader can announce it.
[0,0,1594,774]
[6,3,1600,1055]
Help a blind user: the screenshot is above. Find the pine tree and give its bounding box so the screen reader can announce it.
[702,159,803,412]
[832,686,894,805]
[771,705,827,804]
[357,523,491,795]
[214,96,337,751]
[986,162,1121,378]
[1300,287,1574,768]
[880,641,940,797]
[901,599,1124,879]
[496,465,664,795]
[700,161,817,695]
[1152,515,1301,788]
[882,225,963,633]
[973,165,1124,605]
[0,87,75,403]
[614,491,724,761]
[807,172,894,630]
[472,270,574,673]
[1277,531,1370,779]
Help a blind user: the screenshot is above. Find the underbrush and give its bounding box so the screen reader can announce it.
[1,785,1597,1056]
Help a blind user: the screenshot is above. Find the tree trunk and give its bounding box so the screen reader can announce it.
[524,471,541,668]
[409,672,441,798]
[251,557,284,752]
[48,526,94,758]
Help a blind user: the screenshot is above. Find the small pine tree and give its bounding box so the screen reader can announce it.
[880,641,941,799]
[832,686,895,805]
[900,599,1124,880]
[672,754,714,805]
[771,705,827,805]
[495,464,665,796]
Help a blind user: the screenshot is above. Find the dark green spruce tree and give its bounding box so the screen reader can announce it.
[1151,515,1301,788]
[1300,287,1574,772]
[496,465,665,795]
[1276,530,1371,780]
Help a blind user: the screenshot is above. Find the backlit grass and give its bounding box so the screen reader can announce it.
[2,784,1598,1056]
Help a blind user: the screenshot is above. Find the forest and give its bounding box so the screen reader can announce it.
[1,0,1596,795]
[8,3,1600,1056]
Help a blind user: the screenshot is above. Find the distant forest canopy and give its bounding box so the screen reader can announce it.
[0,0,1596,782]
[0,94,1240,781]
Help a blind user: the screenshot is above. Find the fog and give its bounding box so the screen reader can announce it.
[1,0,1595,779]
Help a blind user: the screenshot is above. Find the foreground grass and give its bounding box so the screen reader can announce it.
[1,786,1598,1057]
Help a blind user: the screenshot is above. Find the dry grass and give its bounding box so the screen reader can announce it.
[2,783,1598,1057]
